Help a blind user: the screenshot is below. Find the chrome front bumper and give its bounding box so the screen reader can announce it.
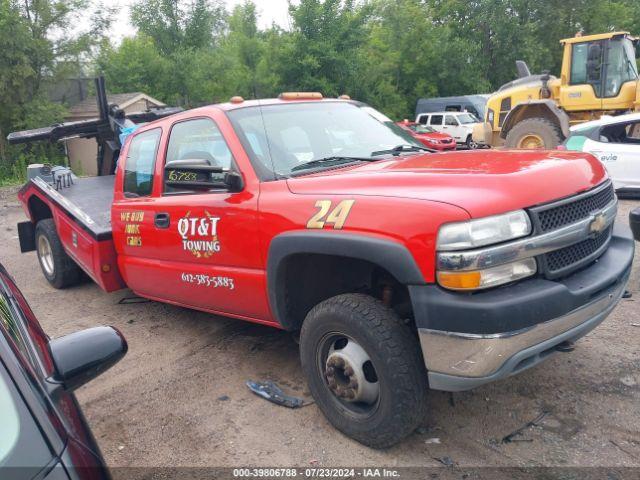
[419,276,627,391]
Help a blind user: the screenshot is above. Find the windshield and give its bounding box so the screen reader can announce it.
[227,102,422,178]
[622,38,638,80]
[409,124,435,134]
[457,113,479,124]
[603,38,638,97]
[623,39,639,79]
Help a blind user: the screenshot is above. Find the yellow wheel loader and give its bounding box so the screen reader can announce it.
[474,32,640,149]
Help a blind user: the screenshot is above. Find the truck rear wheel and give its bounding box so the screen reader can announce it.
[35,219,82,289]
[505,117,563,149]
[299,293,428,448]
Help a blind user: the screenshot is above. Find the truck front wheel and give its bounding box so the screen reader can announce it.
[35,219,82,289]
[504,117,563,149]
[299,293,428,448]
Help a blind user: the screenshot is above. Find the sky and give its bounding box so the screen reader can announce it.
[106,0,293,42]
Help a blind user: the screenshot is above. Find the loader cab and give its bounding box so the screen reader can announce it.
[561,33,638,111]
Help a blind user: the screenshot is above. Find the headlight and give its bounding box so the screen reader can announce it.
[437,210,531,251]
[437,258,537,291]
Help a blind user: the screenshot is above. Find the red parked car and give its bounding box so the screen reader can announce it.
[396,120,456,151]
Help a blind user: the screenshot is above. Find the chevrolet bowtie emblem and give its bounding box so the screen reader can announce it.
[589,213,607,235]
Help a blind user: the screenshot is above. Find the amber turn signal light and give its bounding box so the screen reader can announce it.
[436,271,482,290]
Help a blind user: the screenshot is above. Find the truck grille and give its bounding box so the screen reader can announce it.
[530,181,615,279]
[544,227,611,274]
[536,182,614,233]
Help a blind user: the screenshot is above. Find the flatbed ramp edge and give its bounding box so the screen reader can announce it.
[18,175,125,292]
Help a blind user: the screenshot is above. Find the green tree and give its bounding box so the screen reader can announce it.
[0,0,95,182]
[97,35,172,101]
[275,0,372,96]
[130,0,226,54]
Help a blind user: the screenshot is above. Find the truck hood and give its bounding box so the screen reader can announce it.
[286,150,607,218]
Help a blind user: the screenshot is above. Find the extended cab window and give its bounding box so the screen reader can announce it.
[164,118,234,192]
[429,115,443,126]
[124,129,161,197]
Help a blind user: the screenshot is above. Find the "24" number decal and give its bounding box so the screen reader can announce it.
[306,200,355,229]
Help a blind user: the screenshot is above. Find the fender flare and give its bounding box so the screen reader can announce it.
[500,100,571,139]
[266,231,426,330]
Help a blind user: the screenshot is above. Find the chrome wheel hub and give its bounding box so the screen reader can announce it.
[324,337,379,404]
[38,235,54,276]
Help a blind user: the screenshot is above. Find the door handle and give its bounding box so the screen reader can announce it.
[154,212,170,229]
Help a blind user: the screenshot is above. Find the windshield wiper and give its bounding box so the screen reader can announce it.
[371,144,433,156]
[290,156,374,173]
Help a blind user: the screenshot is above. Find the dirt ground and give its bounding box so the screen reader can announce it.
[1,185,639,469]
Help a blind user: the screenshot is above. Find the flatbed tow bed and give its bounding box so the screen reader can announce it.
[18,174,123,292]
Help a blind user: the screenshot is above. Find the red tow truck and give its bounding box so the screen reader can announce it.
[11,93,634,448]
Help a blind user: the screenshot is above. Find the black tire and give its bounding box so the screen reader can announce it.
[504,117,563,149]
[466,134,478,149]
[35,219,82,289]
[300,293,428,448]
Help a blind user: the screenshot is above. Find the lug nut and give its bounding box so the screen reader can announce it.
[344,366,354,376]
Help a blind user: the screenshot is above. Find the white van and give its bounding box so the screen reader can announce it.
[415,111,485,149]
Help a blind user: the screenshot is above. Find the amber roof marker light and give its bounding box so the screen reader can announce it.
[229,96,245,104]
[338,94,351,100]
[278,92,323,100]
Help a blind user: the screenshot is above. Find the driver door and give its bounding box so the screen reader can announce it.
[443,114,462,142]
[113,115,268,321]
[561,40,604,111]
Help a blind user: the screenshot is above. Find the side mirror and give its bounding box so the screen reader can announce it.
[630,208,640,242]
[48,326,127,392]
[164,159,243,192]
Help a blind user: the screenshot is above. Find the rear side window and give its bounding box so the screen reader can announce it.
[417,115,429,125]
[430,115,443,126]
[124,129,162,197]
